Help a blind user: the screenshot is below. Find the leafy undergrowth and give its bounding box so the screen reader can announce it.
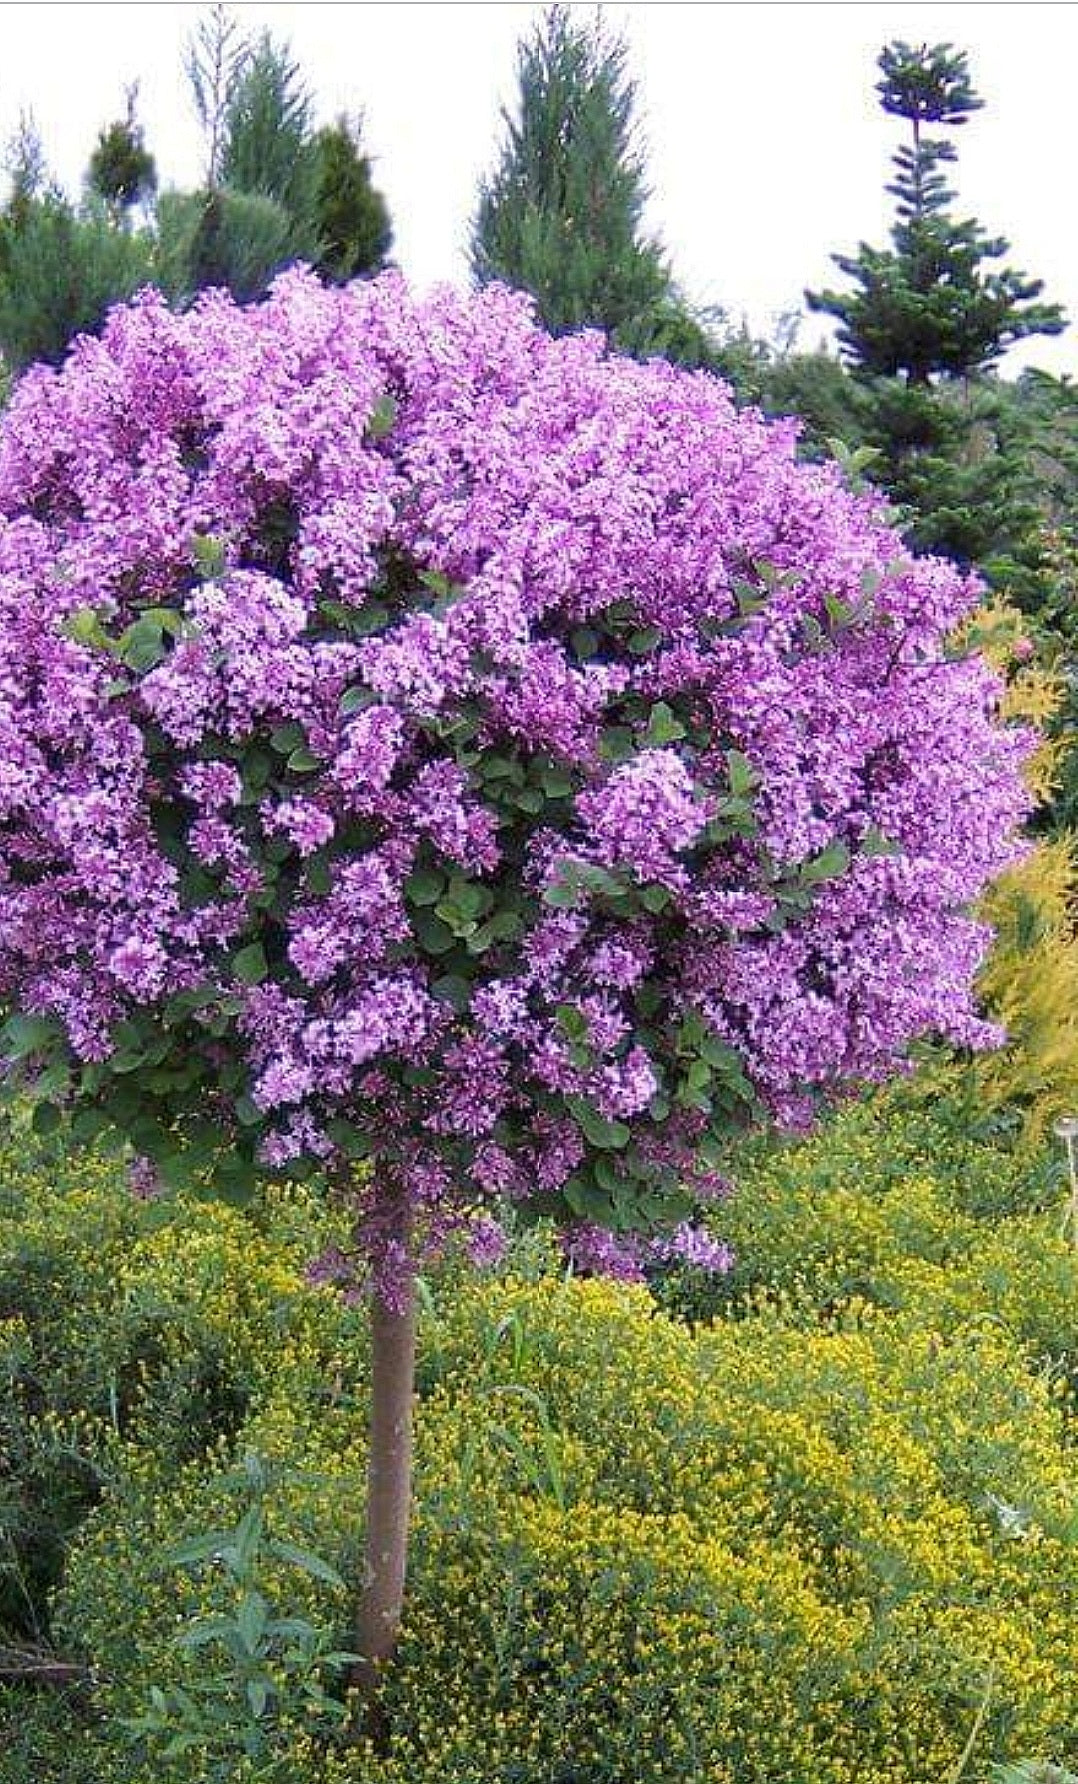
[2,1096,1078,1782]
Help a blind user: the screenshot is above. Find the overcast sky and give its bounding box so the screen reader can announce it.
[1,2,1076,376]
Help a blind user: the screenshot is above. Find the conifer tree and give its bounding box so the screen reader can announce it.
[471,5,672,343]
[808,41,1063,383]
[0,116,153,374]
[218,30,320,238]
[87,85,157,219]
[184,2,251,187]
[804,42,1065,583]
[167,20,316,303]
[171,12,393,302]
[311,116,392,282]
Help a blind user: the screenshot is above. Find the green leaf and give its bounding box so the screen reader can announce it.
[70,1105,110,1144]
[241,748,274,796]
[233,1504,264,1571]
[237,1590,269,1655]
[862,826,901,859]
[367,394,398,440]
[537,763,574,798]
[62,607,113,651]
[543,879,581,910]
[351,602,390,638]
[643,702,686,747]
[246,1677,270,1718]
[191,533,226,581]
[267,1539,348,1590]
[413,912,457,955]
[305,855,333,896]
[139,606,185,637]
[576,863,624,899]
[270,722,305,754]
[599,725,635,763]
[639,884,670,914]
[556,1004,588,1043]
[726,749,757,798]
[562,1173,616,1223]
[232,943,268,985]
[823,591,856,629]
[567,1096,631,1151]
[339,684,375,715]
[2,1012,58,1058]
[800,840,851,885]
[34,1061,71,1100]
[431,974,472,1012]
[405,869,445,906]
[31,1101,63,1137]
[570,626,600,658]
[733,579,767,618]
[165,1529,234,1568]
[117,616,171,673]
[594,1155,624,1194]
[326,1118,372,1158]
[286,746,320,774]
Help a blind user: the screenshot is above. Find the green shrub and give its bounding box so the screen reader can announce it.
[0,1123,358,1638]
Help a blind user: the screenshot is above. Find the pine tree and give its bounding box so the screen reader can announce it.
[155,186,299,307]
[173,14,393,302]
[87,85,157,218]
[471,5,672,343]
[0,193,154,374]
[311,116,392,282]
[0,116,154,374]
[808,42,1064,383]
[5,113,49,231]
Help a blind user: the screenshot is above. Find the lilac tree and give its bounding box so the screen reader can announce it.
[0,271,1028,1696]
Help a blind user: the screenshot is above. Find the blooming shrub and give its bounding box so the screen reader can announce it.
[0,269,1028,1291]
[2,1110,1078,1782]
[55,1267,1078,1784]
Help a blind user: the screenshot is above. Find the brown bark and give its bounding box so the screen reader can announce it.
[348,1270,417,1726]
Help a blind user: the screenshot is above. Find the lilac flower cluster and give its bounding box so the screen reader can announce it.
[0,271,1030,1298]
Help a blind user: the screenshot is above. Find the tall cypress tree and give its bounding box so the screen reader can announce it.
[168,11,392,302]
[218,30,320,236]
[471,5,672,343]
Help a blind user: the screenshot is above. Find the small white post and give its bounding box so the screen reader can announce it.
[1053,1117,1078,1253]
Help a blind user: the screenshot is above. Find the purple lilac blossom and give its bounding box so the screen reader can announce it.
[0,270,1031,1299]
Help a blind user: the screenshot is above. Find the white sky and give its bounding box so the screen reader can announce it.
[1,1,1075,375]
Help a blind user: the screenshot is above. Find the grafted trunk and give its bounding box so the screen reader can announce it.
[349,1270,417,1725]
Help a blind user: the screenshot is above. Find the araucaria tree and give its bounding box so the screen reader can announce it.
[808,41,1063,384]
[0,273,1028,1705]
[471,5,671,342]
[806,41,1065,574]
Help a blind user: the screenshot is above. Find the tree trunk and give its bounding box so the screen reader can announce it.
[349,1270,417,1725]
